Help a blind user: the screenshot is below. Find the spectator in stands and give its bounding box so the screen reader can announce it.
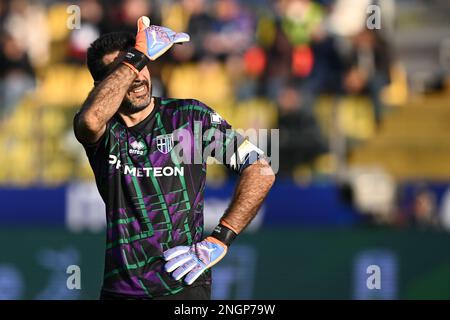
[183,0,214,61]
[2,0,49,68]
[410,186,441,230]
[0,31,35,121]
[277,80,328,176]
[262,14,293,101]
[108,0,161,34]
[67,0,103,64]
[325,0,395,127]
[280,0,324,47]
[341,28,392,127]
[0,1,7,26]
[203,0,255,59]
[265,0,331,108]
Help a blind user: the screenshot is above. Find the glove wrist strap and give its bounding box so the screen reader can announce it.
[210,224,237,247]
[122,47,149,74]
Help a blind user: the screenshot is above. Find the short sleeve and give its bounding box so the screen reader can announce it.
[199,104,265,175]
[73,112,110,181]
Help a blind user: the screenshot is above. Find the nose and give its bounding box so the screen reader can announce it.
[136,72,146,81]
[135,70,149,85]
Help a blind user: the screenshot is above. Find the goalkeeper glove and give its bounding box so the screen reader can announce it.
[122,16,190,73]
[163,223,237,285]
[135,16,190,60]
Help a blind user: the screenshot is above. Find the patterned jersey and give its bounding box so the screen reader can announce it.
[74,97,254,298]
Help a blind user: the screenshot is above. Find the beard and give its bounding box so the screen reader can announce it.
[119,80,152,115]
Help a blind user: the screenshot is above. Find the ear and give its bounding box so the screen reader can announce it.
[137,16,150,32]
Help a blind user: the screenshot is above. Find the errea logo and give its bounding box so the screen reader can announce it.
[129,141,146,155]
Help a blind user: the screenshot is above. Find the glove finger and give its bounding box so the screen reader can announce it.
[137,16,150,32]
[184,264,205,285]
[173,32,190,44]
[147,41,173,60]
[163,246,190,261]
[172,260,197,281]
[165,253,193,273]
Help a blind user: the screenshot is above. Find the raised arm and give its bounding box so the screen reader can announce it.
[74,65,137,144]
[75,16,190,145]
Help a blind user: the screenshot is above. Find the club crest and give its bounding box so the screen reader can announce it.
[156,134,174,154]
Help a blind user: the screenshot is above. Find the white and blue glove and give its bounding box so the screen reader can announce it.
[163,237,227,285]
[122,16,190,74]
[135,16,190,61]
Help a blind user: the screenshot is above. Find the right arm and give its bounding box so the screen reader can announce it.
[74,65,137,144]
[75,15,190,145]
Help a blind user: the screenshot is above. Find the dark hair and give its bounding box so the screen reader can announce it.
[86,32,135,82]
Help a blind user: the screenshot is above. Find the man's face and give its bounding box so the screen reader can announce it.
[102,50,152,114]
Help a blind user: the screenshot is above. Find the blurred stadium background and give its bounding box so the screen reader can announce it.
[0,0,450,299]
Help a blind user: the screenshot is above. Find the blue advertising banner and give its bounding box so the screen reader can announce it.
[0,181,362,227]
[0,187,66,225]
[1,181,450,228]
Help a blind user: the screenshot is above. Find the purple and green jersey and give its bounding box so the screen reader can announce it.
[74,97,258,298]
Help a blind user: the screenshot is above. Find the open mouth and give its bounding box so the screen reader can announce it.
[129,82,148,97]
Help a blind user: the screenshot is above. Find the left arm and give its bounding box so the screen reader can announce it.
[163,159,275,285]
[220,158,275,234]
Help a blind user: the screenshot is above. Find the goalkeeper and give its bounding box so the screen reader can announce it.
[73,16,275,300]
